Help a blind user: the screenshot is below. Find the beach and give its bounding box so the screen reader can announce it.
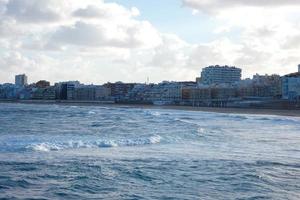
[1,100,300,117]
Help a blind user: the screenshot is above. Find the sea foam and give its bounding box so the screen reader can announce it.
[27,135,162,152]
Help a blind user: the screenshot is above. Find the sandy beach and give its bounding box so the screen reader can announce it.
[161,105,300,117]
[1,100,300,117]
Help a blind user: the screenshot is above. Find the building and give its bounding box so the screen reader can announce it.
[211,85,237,100]
[282,72,300,100]
[237,74,282,98]
[0,83,18,99]
[74,85,96,101]
[32,88,44,100]
[36,80,50,88]
[73,85,111,101]
[161,82,183,103]
[200,65,241,85]
[32,86,56,100]
[55,81,80,100]
[182,87,211,102]
[95,86,111,100]
[15,74,28,87]
[127,84,151,102]
[43,87,56,100]
[67,82,77,100]
[103,82,135,100]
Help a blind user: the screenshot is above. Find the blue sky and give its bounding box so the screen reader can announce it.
[0,0,300,84]
[108,0,219,43]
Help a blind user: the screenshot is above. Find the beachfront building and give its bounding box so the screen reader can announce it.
[282,72,300,100]
[127,84,152,102]
[142,81,196,105]
[0,83,19,99]
[200,65,241,85]
[95,86,111,100]
[143,83,166,103]
[31,86,56,100]
[237,74,282,99]
[74,85,96,101]
[15,74,28,87]
[43,87,56,100]
[103,82,136,101]
[161,82,183,103]
[72,85,110,101]
[36,80,50,88]
[182,86,211,105]
[18,88,32,100]
[54,81,80,100]
[211,85,237,100]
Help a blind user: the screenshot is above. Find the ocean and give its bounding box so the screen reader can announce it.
[0,103,299,199]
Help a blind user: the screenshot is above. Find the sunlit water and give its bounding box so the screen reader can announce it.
[0,103,299,199]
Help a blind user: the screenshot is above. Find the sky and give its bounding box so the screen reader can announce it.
[1,0,300,84]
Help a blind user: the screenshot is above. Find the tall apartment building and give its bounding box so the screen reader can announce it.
[200,65,241,85]
[15,74,28,87]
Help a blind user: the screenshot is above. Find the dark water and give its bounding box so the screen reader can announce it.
[0,103,299,199]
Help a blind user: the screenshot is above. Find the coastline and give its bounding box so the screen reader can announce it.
[1,100,300,117]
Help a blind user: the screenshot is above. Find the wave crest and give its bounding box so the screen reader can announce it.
[27,135,162,152]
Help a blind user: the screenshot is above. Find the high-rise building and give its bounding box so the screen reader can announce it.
[15,74,28,87]
[200,65,241,85]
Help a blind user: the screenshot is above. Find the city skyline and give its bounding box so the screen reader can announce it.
[4,64,299,86]
[1,64,299,107]
[1,0,300,84]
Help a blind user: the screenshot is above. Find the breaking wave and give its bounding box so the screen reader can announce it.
[26,135,162,152]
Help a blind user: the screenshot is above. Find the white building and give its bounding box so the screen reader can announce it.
[200,65,241,85]
[15,74,28,87]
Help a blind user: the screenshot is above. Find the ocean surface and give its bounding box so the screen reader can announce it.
[0,103,299,200]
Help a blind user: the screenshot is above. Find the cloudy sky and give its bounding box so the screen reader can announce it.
[1,0,300,84]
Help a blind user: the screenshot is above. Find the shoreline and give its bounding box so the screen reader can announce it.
[1,100,300,117]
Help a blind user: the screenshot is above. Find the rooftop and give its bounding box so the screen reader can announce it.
[283,72,300,78]
[204,65,241,70]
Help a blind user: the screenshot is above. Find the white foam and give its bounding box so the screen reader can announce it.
[197,128,205,136]
[95,140,118,148]
[147,111,161,116]
[27,135,162,152]
[28,143,61,152]
[148,135,162,144]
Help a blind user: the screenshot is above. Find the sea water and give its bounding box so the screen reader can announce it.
[0,103,299,199]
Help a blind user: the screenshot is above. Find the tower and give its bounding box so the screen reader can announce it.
[15,74,28,87]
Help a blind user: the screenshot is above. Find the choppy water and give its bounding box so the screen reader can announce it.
[0,103,299,199]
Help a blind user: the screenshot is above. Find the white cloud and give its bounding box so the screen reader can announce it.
[0,0,166,84]
[181,0,300,77]
[1,0,300,84]
[182,0,300,13]
[4,0,66,23]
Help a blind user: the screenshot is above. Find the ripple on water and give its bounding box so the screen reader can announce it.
[0,103,299,199]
